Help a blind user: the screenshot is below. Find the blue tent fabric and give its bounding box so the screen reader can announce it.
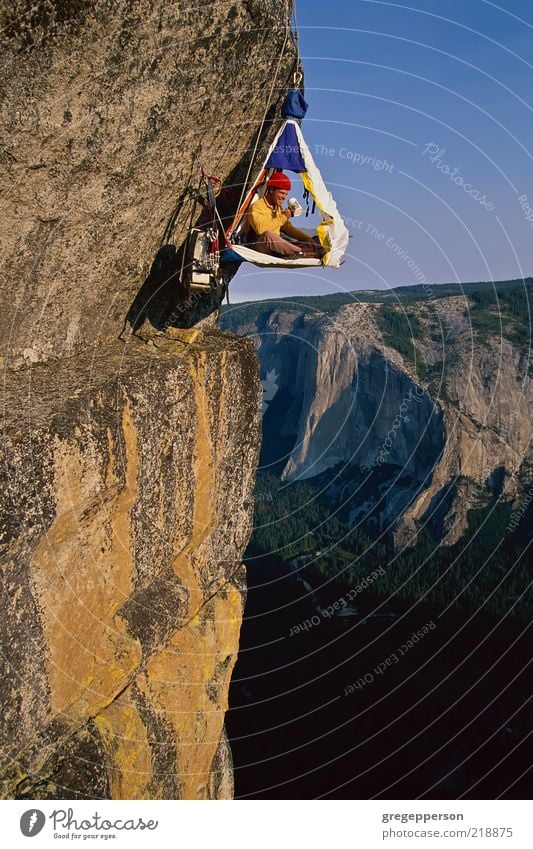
[265,122,306,172]
[220,247,244,263]
[281,88,308,119]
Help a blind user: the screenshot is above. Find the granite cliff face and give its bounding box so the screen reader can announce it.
[1,332,259,798]
[0,0,295,798]
[0,0,296,366]
[223,289,532,547]
[1,330,261,800]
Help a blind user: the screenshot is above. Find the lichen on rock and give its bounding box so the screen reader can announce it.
[1,333,261,799]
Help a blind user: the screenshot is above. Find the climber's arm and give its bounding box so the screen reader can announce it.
[281,217,315,242]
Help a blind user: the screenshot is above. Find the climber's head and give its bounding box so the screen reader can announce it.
[266,171,291,207]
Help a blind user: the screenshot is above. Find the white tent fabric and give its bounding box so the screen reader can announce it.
[226,244,321,268]
[293,121,349,268]
[227,119,349,269]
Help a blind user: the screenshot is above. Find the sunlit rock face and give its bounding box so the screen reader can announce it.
[1,333,261,799]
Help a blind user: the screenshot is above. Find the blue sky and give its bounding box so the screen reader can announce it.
[230,0,533,302]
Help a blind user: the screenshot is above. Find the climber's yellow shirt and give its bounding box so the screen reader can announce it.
[246,196,313,242]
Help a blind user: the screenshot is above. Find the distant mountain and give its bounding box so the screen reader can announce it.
[221,276,533,333]
[221,278,532,619]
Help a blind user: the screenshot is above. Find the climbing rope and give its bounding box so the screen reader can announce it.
[168,3,303,305]
[291,0,301,73]
[160,180,197,247]
[234,14,294,218]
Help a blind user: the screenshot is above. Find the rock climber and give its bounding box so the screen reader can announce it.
[245,172,324,259]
